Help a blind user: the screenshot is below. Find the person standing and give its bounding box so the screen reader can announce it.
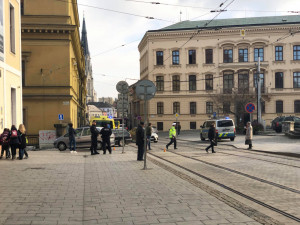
[68,123,77,154]
[18,124,27,160]
[0,128,11,159]
[100,123,112,154]
[205,123,216,153]
[146,123,152,150]
[136,122,145,161]
[90,120,100,155]
[10,125,20,160]
[166,123,177,150]
[245,121,253,149]
[177,122,181,136]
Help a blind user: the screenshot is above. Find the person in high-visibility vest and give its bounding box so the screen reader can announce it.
[166,123,177,150]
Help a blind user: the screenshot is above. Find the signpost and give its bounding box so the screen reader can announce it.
[135,80,156,170]
[245,103,255,122]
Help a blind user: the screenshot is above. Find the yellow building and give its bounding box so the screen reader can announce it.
[0,0,22,130]
[21,0,86,137]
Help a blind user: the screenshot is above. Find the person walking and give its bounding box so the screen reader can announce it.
[166,123,177,150]
[245,121,253,149]
[68,123,77,154]
[0,128,11,159]
[18,124,27,160]
[136,122,145,161]
[100,123,112,154]
[205,123,216,153]
[146,123,152,150]
[90,120,100,155]
[10,125,20,160]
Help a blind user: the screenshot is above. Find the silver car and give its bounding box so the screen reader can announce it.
[54,126,115,151]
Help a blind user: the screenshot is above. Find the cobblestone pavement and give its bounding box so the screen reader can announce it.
[0,147,266,225]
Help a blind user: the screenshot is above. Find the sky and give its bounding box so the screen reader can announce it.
[77,0,300,99]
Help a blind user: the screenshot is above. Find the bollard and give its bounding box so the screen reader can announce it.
[164,148,166,152]
[113,147,116,151]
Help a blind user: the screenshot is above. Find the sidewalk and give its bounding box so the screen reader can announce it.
[0,147,261,225]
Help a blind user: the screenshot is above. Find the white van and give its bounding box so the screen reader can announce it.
[200,118,236,141]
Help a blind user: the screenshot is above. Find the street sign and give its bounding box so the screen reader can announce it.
[245,103,256,113]
[213,112,217,118]
[117,102,128,109]
[118,93,128,100]
[135,80,156,100]
[116,81,129,94]
[175,113,180,118]
[58,114,64,120]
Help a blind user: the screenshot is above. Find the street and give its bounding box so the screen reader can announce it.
[0,132,299,225]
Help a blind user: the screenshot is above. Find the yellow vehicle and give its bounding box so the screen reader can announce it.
[90,116,116,129]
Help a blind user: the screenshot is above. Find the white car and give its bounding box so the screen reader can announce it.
[150,132,158,142]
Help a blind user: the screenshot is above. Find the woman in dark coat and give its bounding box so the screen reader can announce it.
[18,124,27,160]
[10,125,20,160]
[136,122,145,161]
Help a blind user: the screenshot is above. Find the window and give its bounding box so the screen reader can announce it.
[189,75,196,91]
[82,128,91,136]
[254,48,264,61]
[172,75,180,91]
[172,50,179,65]
[205,49,213,64]
[254,73,265,93]
[206,102,213,114]
[223,71,234,94]
[157,102,164,115]
[276,101,283,113]
[239,48,248,62]
[173,102,180,114]
[275,46,283,61]
[295,101,300,113]
[293,46,300,60]
[223,102,231,114]
[205,74,213,90]
[22,60,26,87]
[188,50,196,64]
[157,122,163,131]
[10,4,15,54]
[293,72,300,88]
[190,102,196,114]
[156,51,163,65]
[190,122,196,129]
[223,49,233,63]
[156,76,164,91]
[238,71,249,93]
[275,72,283,89]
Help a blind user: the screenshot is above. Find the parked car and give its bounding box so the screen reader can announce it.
[54,127,115,151]
[152,126,158,134]
[112,129,132,146]
[200,118,236,141]
[271,116,300,133]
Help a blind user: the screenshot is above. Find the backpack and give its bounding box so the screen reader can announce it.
[0,133,9,144]
[11,130,18,138]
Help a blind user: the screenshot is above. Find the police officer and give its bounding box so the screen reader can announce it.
[166,123,177,150]
[90,120,100,155]
[100,123,112,154]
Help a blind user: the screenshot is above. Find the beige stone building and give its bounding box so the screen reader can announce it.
[136,15,300,131]
[0,0,22,130]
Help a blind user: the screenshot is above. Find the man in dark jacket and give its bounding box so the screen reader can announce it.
[205,123,216,153]
[100,123,112,154]
[136,122,145,161]
[90,120,100,155]
[68,123,77,153]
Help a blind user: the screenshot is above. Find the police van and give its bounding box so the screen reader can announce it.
[200,118,236,141]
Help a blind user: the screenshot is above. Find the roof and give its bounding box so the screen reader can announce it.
[87,102,113,109]
[154,15,300,32]
[81,17,90,56]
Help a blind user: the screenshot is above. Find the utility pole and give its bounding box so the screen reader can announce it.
[257,57,262,124]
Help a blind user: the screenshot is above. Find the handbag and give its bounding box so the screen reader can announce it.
[245,139,250,145]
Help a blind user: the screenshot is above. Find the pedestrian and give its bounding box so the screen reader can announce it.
[177,122,181,136]
[10,125,20,160]
[100,123,112,154]
[205,123,216,153]
[18,124,28,160]
[166,123,177,150]
[68,123,77,154]
[0,128,11,159]
[90,120,100,155]
[245,121,253,149]
[146,123,152,150]
[136,121,145,161]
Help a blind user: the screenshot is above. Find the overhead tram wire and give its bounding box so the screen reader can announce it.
[56,0,173,22]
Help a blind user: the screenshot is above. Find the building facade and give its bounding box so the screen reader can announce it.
[0,0,22,130]
[137,15,300,131]
[21,0,86,136]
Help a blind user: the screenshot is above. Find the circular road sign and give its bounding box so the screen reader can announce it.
[116,81,129,94]
[245,103,256,113]
[135,80,156,101]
